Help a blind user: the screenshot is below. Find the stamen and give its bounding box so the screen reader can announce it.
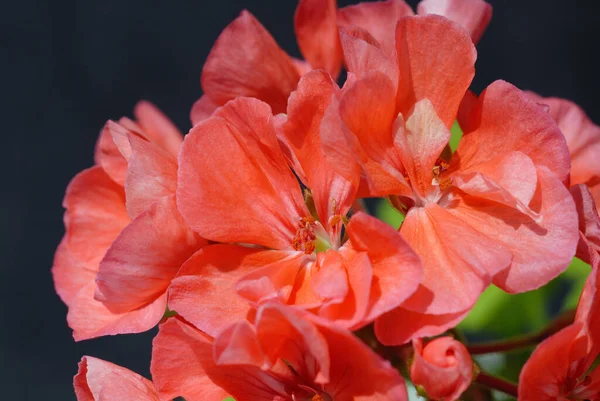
[292,217,317,255]
[329,214,341,227]
[432,158,452,190]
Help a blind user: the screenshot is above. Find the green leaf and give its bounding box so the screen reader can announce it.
[459,284,549,337]
[375,198,405,229]
[449,120,463,152]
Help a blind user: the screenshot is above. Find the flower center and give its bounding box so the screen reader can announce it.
[291,217,332,255]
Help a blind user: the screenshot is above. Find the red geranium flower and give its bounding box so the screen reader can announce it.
[52,102,206,340]
[317,14,578,344]
[151,303,408,401]
[173,96,422,336]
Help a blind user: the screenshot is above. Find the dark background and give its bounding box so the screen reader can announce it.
[2,0,599,399]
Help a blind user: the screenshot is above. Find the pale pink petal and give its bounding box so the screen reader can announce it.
[417,0,492,44]
[397,99,451,198]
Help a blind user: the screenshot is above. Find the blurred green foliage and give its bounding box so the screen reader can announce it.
[450,120,463,151]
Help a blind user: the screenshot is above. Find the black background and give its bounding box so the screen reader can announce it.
[2,0,599,399]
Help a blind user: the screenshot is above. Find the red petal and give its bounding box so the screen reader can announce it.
[74,356,160,401]
[67,283,167,341]
[417,0,492,44]
[256,303,331,383]
[190,95,218,126]
[399,202,511,315]
[451,151,541,222]
[339,26,399,86]
[95,196,205,313]
[236,252,314,307]
[151,318,232,401]
[167,244,263,337]
[280,70,358,227]
[94,123,128,186]
[123,132,178,218]
[214,320,266,367]
[338,0,414,56]
[177,97,308,249]
[518,323,588,401]
[527,93,600,205]
[449,166,578,293]
[312,250,350,305]
[375,307,469,345]
[570,185,600,262]
[455,81,571,184]
[395,15,476,127]
[294,0,342,78]
[52,238,95,307]
[339,72,397,163]
[61,166,129,272]
[133,101,183,158]
[347,212,422,323]
[201,11,300,114]
[312,311,409,400]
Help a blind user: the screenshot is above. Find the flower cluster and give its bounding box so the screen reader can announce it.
[53,0,600,400]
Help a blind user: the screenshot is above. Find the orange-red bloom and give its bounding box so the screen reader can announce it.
[527,93,600,209]
[174,96,422,336]
[318,15,578,345]
[52,102,206,340]
[151,303,407,401]
[519,186,600,401]
[191,0,492,125]
[411,337,473,401]
[74,356,161,401]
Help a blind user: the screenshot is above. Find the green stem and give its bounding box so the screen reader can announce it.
[466,309,575,355]
[474,371,518,398]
